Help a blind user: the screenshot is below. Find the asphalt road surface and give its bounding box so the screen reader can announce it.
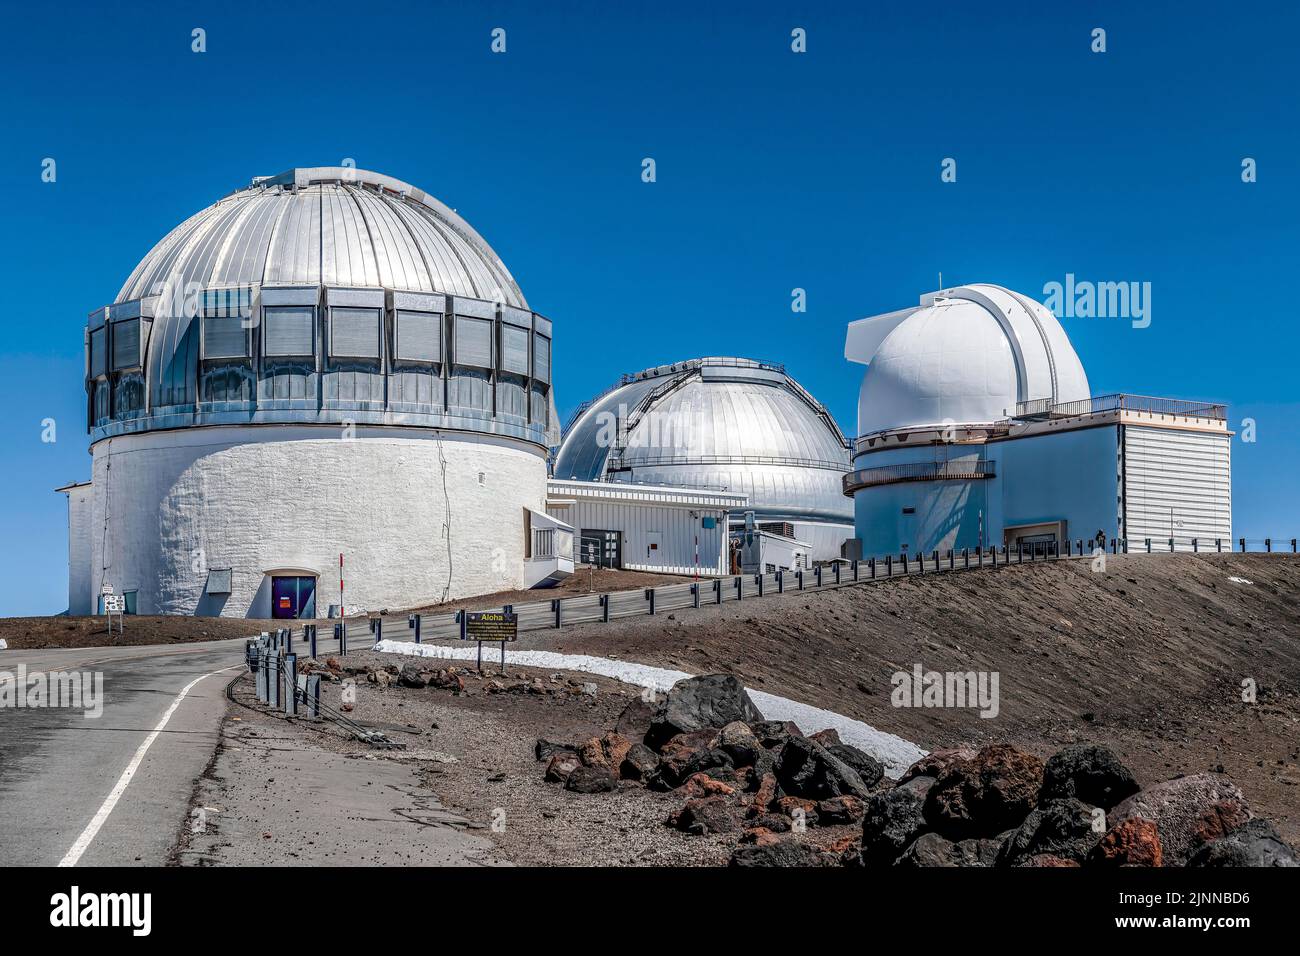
[0,638,245,866]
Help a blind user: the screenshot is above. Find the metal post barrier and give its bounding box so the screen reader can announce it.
[756,573,764,597]
[409,614,422,644]
[901,553,908,575]
[991,547,997,567]
[372,617,382,648]
[602,593,611,621]
[885,554,892,575]
[797,569,804,590]
[1266,538,1272,553]
[963,547,969,568]
[1017,542,1023,563]
[776,570,785,593]
[1168,537,1174,553]
[734,577,743,602]
[814,566,823,587]
[932,550,939,571]
[271,651,281,710]
[948,549,954,570]
[284,628,293,656]
[690,584,700,609]
[1145,538,1152,554]
[553,598,563,628]
[457,609,467,641]
[1239,537,1246,552]
[834,563,841,585]
[307,675,321,718]
[1216,538,1222,553]
[1192,538,1198,553]
[1292,538,1297,554]
[869,557,876,579]
[255,643,267,702]
[646,588,657,614]
[714,579,722,604]
[285,654,297,716]
[852,560,859,581]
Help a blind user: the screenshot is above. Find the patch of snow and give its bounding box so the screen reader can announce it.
[374,639,926,777]
[1228,576,1254,585]
[0,639,7,650]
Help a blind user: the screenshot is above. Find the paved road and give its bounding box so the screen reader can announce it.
[0,638,245,866]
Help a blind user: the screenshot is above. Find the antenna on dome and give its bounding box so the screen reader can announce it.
[938,271,943,290]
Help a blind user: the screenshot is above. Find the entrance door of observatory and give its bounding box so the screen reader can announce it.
[272,576,317,620]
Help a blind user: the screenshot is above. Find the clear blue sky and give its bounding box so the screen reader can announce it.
[1,1,1296,615]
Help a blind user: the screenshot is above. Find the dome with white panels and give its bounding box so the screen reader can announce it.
[845,283,1089,436]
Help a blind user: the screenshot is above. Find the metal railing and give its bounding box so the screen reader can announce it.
[1016,393,1228,422]
[843,460,996,494]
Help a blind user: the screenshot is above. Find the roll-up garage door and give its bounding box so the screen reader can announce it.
[1123,425,1231,548]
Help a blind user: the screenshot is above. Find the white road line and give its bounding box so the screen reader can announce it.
[58,665,240,867]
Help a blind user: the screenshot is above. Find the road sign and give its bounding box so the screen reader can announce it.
[464,611,517,642]
[103,595,125,613]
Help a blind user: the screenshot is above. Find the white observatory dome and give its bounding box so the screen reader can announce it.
[847,283,1090,436]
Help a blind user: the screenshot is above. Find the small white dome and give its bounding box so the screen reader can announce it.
[850,283,1091,436]
[858,300,1018,434]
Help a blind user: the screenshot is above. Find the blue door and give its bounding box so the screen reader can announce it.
[271,576,317,619]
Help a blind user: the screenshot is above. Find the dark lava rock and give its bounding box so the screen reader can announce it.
[827,743,885,789]
[397,664,428,688]
[775,736,870,800]
[534,738,576,762]
[670,795,743,835]
[729,838,833,867]
[564,766,617,794]
[645,674,765,751]
[614,695,658,741]
[619,743,662,782]
[1039,744,1140,810]
[1111,773,1249,865]
[996,798,1102,866]
[923,744,1045,840]
[751,720,804,749]
[1187,820,1300,867]
[816,795,866,826]
[862,776,932,865]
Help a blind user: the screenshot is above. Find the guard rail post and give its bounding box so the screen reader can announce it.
[797,569,804,590]
[553,598,563,628]
[756,573,764,597]
[285,654,297,716]
[601,593,611,621]
[714,579,722,604]
[776,570,785,593]
[457,609,467,641]
[815,566,823,587]
[307,675,321,718]
[834,563,841,585]
[690,584,699,609]
[869,557,876,579]
[1239,537,1246,552]
[1266,538,1272,553]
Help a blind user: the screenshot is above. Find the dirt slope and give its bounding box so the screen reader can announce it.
[517,554,1300,842]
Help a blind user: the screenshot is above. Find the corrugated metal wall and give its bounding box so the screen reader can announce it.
[1123,425,1232,548]
[548,499,728,575]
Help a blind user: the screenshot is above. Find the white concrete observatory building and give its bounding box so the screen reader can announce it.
[63,167,566,618]
[844,283,1232,557]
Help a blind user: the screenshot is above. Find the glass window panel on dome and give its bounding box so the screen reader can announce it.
[454,316,492,369]
[112,319,141,370]
[533,333,551,383]
[395,310,441,363]
[501,325,529,375]
[89,327,107,378]
[330,307,381,360]
[263,307,316,358]
[202,315,250,360]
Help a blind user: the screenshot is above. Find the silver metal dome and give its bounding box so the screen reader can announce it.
[117,167,526,307]
[86,168,555,447]
[555,357,852,523]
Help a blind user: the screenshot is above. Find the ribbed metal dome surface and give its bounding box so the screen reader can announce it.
[116,167,525,307]
[555,357,852,523]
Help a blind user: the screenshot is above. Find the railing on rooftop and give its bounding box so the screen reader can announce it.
[843,460,996,495]
[1016,393,1227,422]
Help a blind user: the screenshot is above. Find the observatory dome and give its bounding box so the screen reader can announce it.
[847,283,1089,436]
[555,357,852,523]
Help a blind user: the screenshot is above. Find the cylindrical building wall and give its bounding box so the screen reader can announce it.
[86,425,546,617]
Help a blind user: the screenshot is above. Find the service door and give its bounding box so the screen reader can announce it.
[272,576,317,619]
[645,532,663,567]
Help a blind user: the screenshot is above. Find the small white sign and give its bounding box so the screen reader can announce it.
[104,595,125,613]
[101,583,115,595]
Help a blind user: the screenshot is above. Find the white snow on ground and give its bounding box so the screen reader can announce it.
[374,639,926,777]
